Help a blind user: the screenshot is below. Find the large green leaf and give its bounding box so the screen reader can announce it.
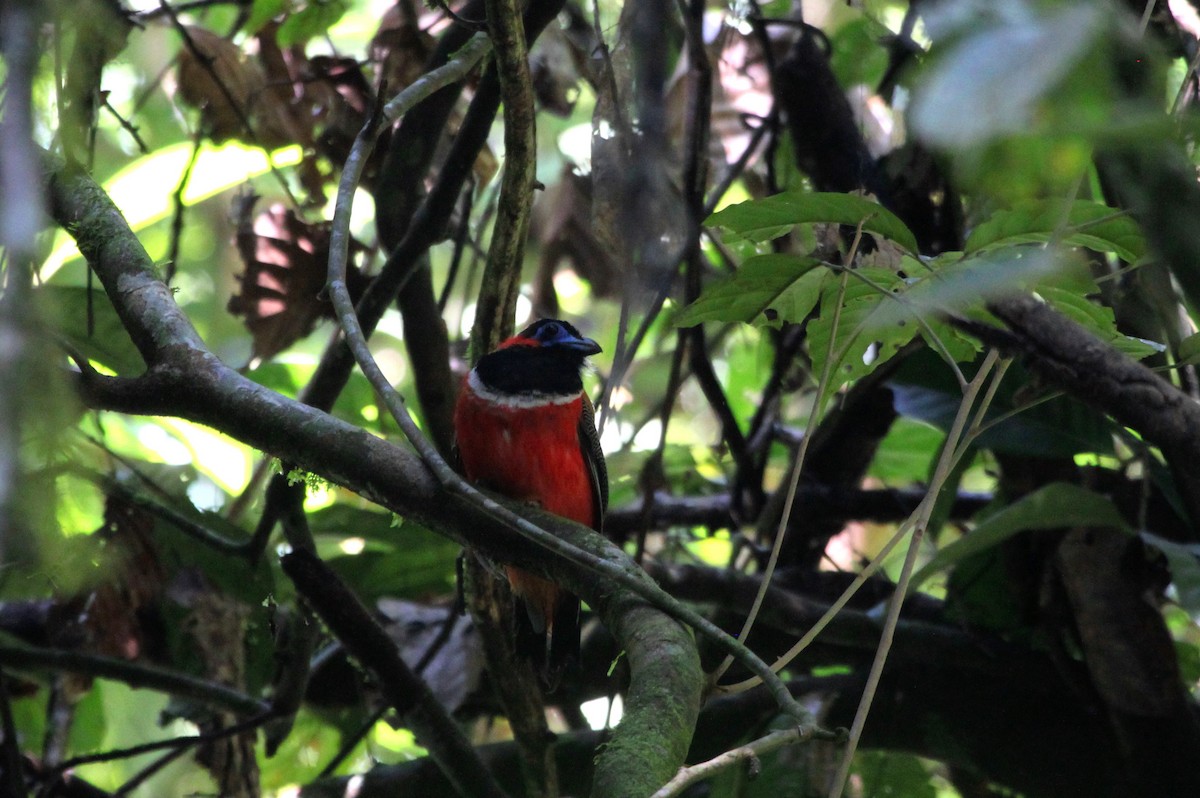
[673,255,827,327]
[38,286,146,375]
[891,350,1117,458]
[909,482,1129,592]
[1037,286,1164,360]
[706,192,920,254]
[966,199,1145,264]
[808,269,916,389]
[1141,533,1200,617]
[885,248,1065,323]
[310,505,460,601]
[43,142,303,277]
[911,3,1105,149]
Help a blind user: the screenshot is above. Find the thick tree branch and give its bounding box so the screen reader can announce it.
[0,642,268,717]
[604,487,992,538]
[469,0,538,354]
[281,548,508,798]
[983,295,1200,528]
[46,156,730,798]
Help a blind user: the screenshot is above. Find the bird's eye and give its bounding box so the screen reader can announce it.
[539,323,561,340]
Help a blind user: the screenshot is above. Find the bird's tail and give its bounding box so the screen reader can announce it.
[507,567,580,691]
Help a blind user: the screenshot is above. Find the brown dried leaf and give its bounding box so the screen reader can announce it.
[177,27,268,144]
[371,0,437,94]
[47,494,168,699]
[81,495,167,662]
[228,198,367,362]
[530,167,624,316]
[666,21,773,172]
[529,18,585,117]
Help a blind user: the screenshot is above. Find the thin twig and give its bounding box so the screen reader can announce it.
[712,222,864,685]
[0,642,268,717]
[651,725,841,798]
[100,96,149,154]
[165,129,202,285]
[826,349,1001,798]
[48,711,273,775]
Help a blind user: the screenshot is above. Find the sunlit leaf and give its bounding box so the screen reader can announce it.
[706,192,920,254]
[674,255,826,327]
[43,142,304,277]
[37,286,146,375]
[965,199,1145,263]
[1037,286,1164,360]
[910,482,1128,591]
[808,269,916,389]
[911,3,1105,148]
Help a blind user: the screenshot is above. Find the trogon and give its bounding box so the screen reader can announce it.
[454,318,608,684]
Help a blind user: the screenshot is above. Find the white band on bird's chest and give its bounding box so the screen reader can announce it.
[467,370,581,408]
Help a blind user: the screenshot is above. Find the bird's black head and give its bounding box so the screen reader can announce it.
[473,319,601,398]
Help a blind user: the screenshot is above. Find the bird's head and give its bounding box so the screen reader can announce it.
[501,319,602,357]
[472,319,601,400]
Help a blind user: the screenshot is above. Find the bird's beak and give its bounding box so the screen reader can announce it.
[566,336,602,356]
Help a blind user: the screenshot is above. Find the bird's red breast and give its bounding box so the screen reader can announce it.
[453,319,606,686]
[454,389,597,527]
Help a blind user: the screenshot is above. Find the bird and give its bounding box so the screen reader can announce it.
[453,318,607,686]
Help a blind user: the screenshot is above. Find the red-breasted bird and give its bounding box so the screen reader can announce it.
[453,319,607,684]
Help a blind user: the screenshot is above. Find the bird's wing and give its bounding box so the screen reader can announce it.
[578,392,608,532]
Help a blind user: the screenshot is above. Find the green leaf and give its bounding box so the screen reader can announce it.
[1037,286,1164,360]
[868,418,947,483]
[673,255,826,327]
[966,199,1145,264]
[920,313,984,365]
[808,269,916,389]
[278,0,350,46]
[911,4,1105,148]
[706,192,920,254]
[1180,331,1200,365]
[311,506,460,601]
[38,286,146,375]
[910,483,1129,592]
[885,248,1065,323]
[1141,532,1200,616]
[829,17,891,89]
[246,0,289,34]
[892,349,1117,458]
[853,751,938,798]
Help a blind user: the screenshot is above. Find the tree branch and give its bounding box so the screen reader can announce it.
[46,154,788,798]
[983,294,1200,528]
[281,548,509,798]
[469,0,539,354]
[0,642,268,717]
